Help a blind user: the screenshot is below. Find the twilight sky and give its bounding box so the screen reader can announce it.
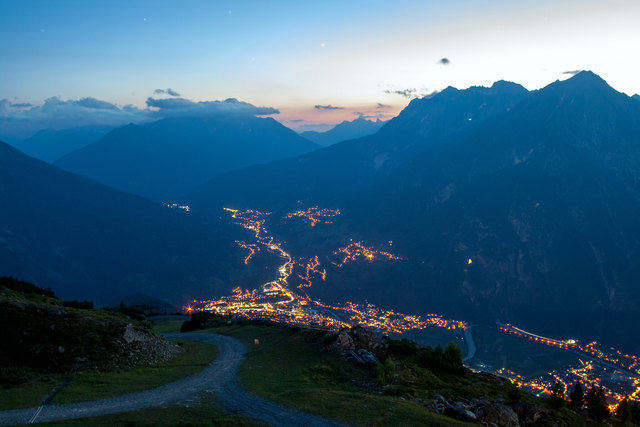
[1,0,639,134]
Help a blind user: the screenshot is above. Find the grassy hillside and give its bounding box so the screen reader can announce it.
[194,318,594,426]
[0,279,217,410]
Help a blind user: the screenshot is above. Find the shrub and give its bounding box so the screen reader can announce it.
[418,342,465,374]
[387,339,418,356]
[0,366,31,388]
[376,356,396,384]
[0,276,56,298]
[322,332,338,347]
[180,311,230,332]
[616,396,632,421]
[63,300,94,309]
[569,380,584,408]
[507,380,523,403]
[549,381,566,409]
[585,385,610,421]
[110,301,146,321]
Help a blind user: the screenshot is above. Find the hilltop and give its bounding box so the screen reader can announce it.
[0,277,179,376]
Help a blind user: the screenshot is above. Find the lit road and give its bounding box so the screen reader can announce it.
[0,332,344,426]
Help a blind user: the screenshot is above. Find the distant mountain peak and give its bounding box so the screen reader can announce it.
[570,69,599,79]
[434,81,527,101]
[559,70,611,91]
[299,116,386,146]
[352,116,378,123]
[490,80,528,94]
[533,71,624,108]
[438,86,459,96]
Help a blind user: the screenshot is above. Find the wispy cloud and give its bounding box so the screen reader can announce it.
[384,88,417,98]
[314,104,343,110]
[376,103,391,109]
[0,97,147,139]
[0,95,279,139]
[153,88,181,97]
[72,97,120,110]
[562,70,583,75]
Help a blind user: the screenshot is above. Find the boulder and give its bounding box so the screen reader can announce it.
[434,394,448,405]
[444,405,477,422]
[336,331,355,350]
[474,403,520,427]
[513,402,549,425]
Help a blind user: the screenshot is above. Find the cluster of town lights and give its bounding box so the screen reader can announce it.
[284,206,340,227]
[186,207,639,410]
[488,323,640,407]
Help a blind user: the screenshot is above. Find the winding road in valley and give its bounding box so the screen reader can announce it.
[0,332,343,426]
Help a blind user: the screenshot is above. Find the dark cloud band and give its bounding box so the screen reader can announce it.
[145,97,279,116]
[314,104,343,110]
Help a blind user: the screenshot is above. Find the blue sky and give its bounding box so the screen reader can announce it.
[1,0,638,133]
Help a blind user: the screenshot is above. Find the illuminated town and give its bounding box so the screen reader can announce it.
[486,323,640,410]
[190,208,446,333]
[185,207,640,410]
[284,206,341,227]
[163,202,190,212]
[331,241,403,267]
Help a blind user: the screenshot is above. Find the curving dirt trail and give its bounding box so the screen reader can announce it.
[0,332,343,426]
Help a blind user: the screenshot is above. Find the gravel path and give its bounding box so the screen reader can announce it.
[0,332,343,426]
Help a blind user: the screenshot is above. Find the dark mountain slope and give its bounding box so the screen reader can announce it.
[190,81,529,211]
[342,71,640,346]
[300,117,386,146]
[10,125,112,162]
[0,141,263,304]
[55,114,319,201]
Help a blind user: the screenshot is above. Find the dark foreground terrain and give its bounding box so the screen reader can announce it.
[2,282,638,426]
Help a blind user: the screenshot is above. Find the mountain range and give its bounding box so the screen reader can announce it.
[2,71,639,350]
[299,117,386,146]
[187,72,640,350]
[8,125,113,162]
[55,114,319,201]
[0,141,274,304]
[189,79,530,211]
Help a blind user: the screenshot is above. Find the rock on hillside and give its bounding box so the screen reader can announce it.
[0,283,180,372]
